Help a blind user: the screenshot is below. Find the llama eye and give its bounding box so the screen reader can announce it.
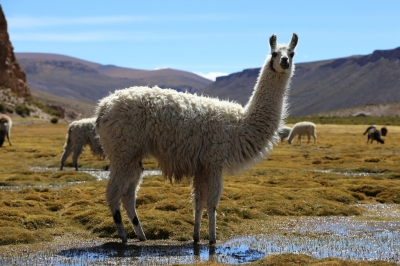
[290,52,295,58]
[272,52,278,57]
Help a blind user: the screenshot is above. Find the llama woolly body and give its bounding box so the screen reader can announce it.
[0,114,12,147]
[60,118,104,170]
[95,33,298,244]
[97,85,285,180]
[287,121,317,144]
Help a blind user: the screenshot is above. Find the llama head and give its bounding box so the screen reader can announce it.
[269,33,298,73]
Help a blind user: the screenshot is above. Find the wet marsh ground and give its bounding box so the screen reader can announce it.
[0,122,400,265]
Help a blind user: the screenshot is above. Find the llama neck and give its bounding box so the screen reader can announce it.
[243,56,292,132]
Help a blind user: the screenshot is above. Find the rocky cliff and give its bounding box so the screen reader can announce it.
[0,5,31,98]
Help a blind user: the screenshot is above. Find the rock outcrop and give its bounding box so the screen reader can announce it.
[0,5,31,98]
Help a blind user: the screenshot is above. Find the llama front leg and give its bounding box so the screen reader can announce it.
[206,172,223,245]
[121,165,146,241]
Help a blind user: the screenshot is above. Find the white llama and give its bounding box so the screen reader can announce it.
[60,118,105,170]
[287,121,317,144]
[0,114,12,147]
[278,126,292,142]
[95,33,298,244]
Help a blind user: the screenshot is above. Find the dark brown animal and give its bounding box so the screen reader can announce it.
[0,114,12,147]
[363,126,384,144]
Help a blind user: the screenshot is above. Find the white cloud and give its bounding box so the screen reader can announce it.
[194,72,229,81]
[8,14,239,29]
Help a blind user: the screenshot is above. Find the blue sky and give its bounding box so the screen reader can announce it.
[3,0,400,80]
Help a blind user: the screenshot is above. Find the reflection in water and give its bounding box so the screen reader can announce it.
[58,241,266,265]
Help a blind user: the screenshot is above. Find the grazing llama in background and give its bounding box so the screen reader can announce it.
[95,33,298,244]
[60,118,105,170]
[363,125,384,144]
[287,121,317,145]
[278,126,292,142]
[0,114,12,147]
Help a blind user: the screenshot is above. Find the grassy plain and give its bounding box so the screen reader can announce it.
[0,121,399,265]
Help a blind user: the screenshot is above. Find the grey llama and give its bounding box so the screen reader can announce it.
[95,33,298,244]
[0,114,12,147]
[287,121,317,145]
[60,118,105,170]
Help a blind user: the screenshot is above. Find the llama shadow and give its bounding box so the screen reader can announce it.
[58,241,265,264]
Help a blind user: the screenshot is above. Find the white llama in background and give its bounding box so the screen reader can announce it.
[95,33,298,244]
[0,114,12,147]
[287,121,317,145]
[60,118,105,170]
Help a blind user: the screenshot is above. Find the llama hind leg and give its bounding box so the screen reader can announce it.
[121,162,146,241]
[106,165,133,243]
[72,146,83,171]
[60,146,73,170]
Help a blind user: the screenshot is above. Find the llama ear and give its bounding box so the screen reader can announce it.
[289,33,298,49]
[269,34,277,50]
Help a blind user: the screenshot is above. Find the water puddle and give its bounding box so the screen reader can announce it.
[313,169,384,177]
[29,166,162,181]
[0,167,162,191]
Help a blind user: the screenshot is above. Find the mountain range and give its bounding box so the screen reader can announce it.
[202,47,400,116]
[16,46,400,117]
[16,53,212,103]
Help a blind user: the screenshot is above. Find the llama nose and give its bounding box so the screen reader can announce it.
[280,57,289,69]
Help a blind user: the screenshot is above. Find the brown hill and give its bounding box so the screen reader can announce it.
[16,53,213,103]
[201,48,400,117]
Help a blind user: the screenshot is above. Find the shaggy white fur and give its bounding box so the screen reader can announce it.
[95,33,298,244]
[60,118,105,170]
[278,126,292,142]
[287,121,317,145]
[0,114,12,147]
